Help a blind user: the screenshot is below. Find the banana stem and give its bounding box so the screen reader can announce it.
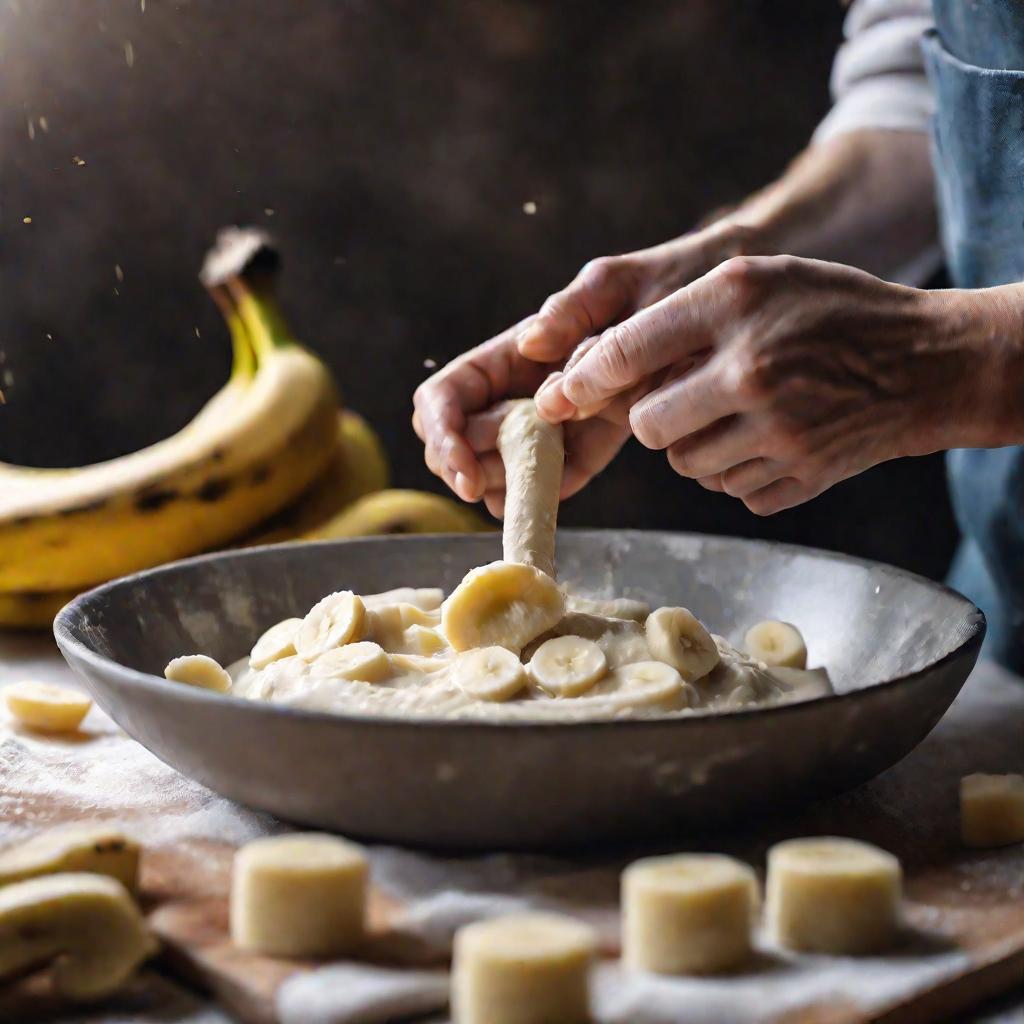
[230,282,295,360]
[207,284,256,379]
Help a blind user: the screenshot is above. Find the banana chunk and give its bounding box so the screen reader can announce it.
[766,837,902,954]
[164,654,232,693]
[4,681,93,732]
[646,607,720,682]
[591,661,692,712]
[363,587,445,612]
[769,666,833,701]
[566,594,650,622]
[230,833,368,957]
[452,912,595,1024]
[441,561,565,653]
[0,873,155,1000]
[366,603,440,651]
[961,773,1024,847]
[744,620,807,669]
[250,617,302,670]
[0,825,140,892]
[528,635,607,698]
[623,854,757,974]
[295,591,366,660]
[454,647,527,703]
[309,642,392,684]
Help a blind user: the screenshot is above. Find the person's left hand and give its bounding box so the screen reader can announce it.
[537,255,998,515]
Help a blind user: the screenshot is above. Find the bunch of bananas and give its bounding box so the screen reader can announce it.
[0,228,486,629]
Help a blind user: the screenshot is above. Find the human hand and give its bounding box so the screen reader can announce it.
[413,222,762,510]
[538,255,996,514]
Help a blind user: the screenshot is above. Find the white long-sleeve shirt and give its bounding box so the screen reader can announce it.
[815,0,934,143]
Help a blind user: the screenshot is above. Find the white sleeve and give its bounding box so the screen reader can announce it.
[814,0,935,143]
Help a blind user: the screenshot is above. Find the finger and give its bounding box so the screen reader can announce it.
[695,474,725,492]
[665,416,763,478]
[553,274,724,410]
[517,258,634,362]
[484,490,505,519]
[412,409,425,442]
[629,360,736,450]
[720,457,786,498]
[464,405,509,454]
[743,477,813,516]
[479,451,506,492]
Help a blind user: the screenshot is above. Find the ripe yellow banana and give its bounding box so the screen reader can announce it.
[0,228,339,592]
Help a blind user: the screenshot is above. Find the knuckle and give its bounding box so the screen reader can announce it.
[729,345,771,402]
[578,255,620,290]
[595,322,640,387]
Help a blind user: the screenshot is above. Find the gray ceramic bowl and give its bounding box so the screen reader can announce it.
[55,530,984,849]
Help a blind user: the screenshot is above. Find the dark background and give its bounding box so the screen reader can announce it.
[0,0,958,579]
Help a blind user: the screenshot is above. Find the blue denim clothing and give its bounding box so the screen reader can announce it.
[923,1,1024,667]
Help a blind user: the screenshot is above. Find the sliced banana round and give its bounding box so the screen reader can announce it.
[744,620,807,669]
[441,560,565,653]
[0,873,155,1000]
[363,587,445,612]
[309,641,392,684]
[454,647,528,703]
[4,681,93,732]
[596,661,691,712]
[295,591,366,660]
[766,836,902,955]
[163,655,232,693]
[403,624,450,657]
[646,607,720,682]
[249,617,302,670]
[453,912,595,1024]
[528,635,607,698]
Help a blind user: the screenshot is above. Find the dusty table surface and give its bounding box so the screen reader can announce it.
[3,631,1024,1024]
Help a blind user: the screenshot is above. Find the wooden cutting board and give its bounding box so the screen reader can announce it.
[3,635,1024,1024]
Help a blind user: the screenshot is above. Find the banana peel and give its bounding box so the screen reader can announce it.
[304,489,491,539]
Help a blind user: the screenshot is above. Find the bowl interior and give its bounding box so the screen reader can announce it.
[59,530,982,700]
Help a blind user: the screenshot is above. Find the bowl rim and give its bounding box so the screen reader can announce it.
[53,529,986,734]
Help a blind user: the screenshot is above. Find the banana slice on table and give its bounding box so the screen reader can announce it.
[164,654,232,693]
[766,837,902,954]
[454,647,528,703]
[0,873,156,1000]
[249,617,302,670]
[744,620,807,669]
[960,773,1024,847]
[230,833,368,958]
[441,561,565,653]
[596,661,692,712]
[309,641,392,684]
[0,825,140,891]
[452,912,596,1024]
[623,853,758,974]
[295,591,366,660]
[528,635,607,697]
[4,681,93,732]
[646,607,720,682]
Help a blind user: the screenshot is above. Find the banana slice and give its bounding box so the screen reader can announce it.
[454,646,528,703]
[452,912,595,1024]
[528,635,607,697]
[230,833,368,957]
[404,624,449,657]
[390,652,451,675]
[309,641,392,684]
[766,837,902,954]
[0,873,155,1000]
[0,825,140,892]
[4,681,93,732]
[363,587,445,612]
[961,773,1024,847]
[164,654,232,693]
[295,591,366,660]
[566,595,650,622]
[249,617,302,670]
[769,666,833,702]
[441,560,565,653]
[623,854,758,974]
[744,620,807,669]
[366,603,440,651]
[595,661,691,711]
[646,607,720,682]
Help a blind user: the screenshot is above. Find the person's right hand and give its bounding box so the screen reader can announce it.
[412,222,762,514]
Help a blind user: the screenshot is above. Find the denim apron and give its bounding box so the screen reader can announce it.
[923,0,1024,669]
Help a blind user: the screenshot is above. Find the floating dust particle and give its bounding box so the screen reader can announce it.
[0,388,6,405]
[124,41,134,67]
[45,333,53,341]
[140,0,145,9]
[522,200,537,215]
[72,155,86,167]
[423,358,437,369]
[114,264,124,282]
[22,216,31,224]
[2,370,12,387]
[113,287,120,296]
[264,207,274,217]
[38,116,48,133]
[194,327,201,338]
[26,119,34,141]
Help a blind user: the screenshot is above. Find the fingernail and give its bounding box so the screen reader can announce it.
[454,472,475,501]
[517,323,546,355]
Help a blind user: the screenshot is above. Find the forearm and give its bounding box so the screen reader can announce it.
[719,130,938,282]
